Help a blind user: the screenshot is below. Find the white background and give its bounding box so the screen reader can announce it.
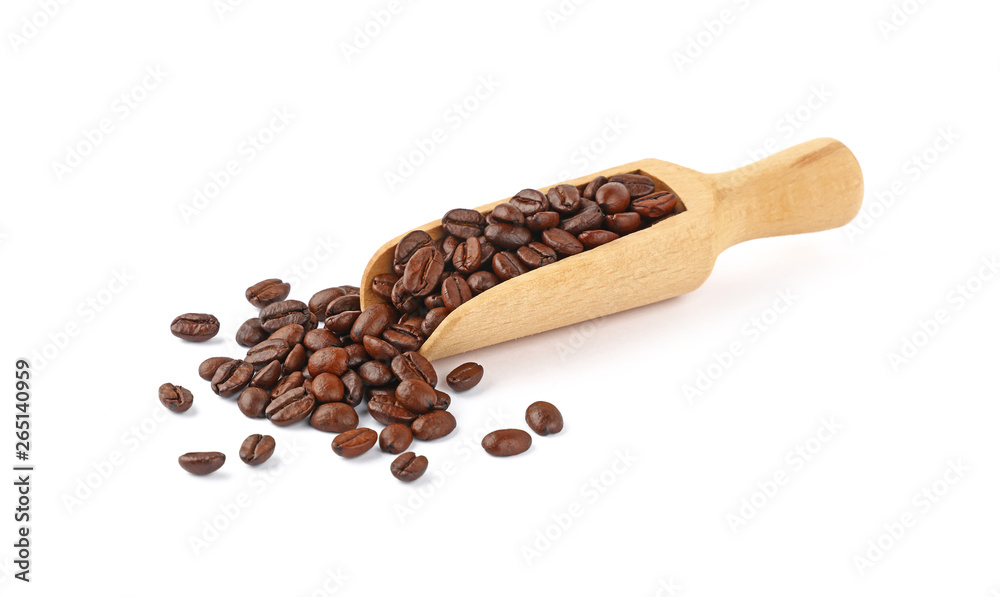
[1,0,998,594]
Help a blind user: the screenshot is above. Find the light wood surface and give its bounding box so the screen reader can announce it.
[360,138,864,362]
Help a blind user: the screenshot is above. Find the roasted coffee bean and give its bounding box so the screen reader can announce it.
[452,237,483,274]
[578,229,621,249]
[325,310,361,335]
[239,434,275,465]
[340,285,361,295]
[304,328,340,352]
[433,389,451,411]
[394,230,435,274]
[510,189,549,216]
[359,360,394,386]
[525,210,561,231]
[609,173,655,197]
[340,370,365,407]
[382,324,424,353]
[249,360,281,390]
[310,403,359,433]
[303,377,313,397]
[491,203,525,226]
[632,191,678,219]
[311,372,345,404]
[270,371,305,398]
[363,335,400,362]
[438,235,460,263]
[398,313,424,331]
[582,175,608,199]
[198,357,232,381]
[446,362,484,392]
[282,343,307,374]
[441,275,473,311]
[595,182,631,214]
[351,303,398,343]
[246,278,291,308]
[485,223,532,250]
[390,452,428,482]
[396,379,437,414]
[308,347,349,377]
[326,294,361,316]
[541,228,584,256]
[211,359,253,397]
[559,201,603,234]
[304,311,319,332]
[331,428,378,458]
[159,383,193,413]
[402,246,446,297]
[367,392,419,426]
[442,208,486,238]
[526,401,563,435]
[245,338,291,368]
[605,211,643,235]
[391,351,437,387]
[170,313,220,342]
[237,387,271,418]
[493,251,528,281]
[344,343,370,368]
[372,273,399,300]
[424,294,445,310]
[516,242,558,269]
[309,287,346,320]
[379,424,414,454]
[265,387,315,426]
[411,410,457,441]
[476,236,497,264]
[259,300,310,333]
[391,275,422,314]
[482,429,532,456]
[467,271,500,294]
[421,307,449,337]
[547,184,582,215]
[270,323,305,345]
[236,318,269,347]
[178,452,225,475]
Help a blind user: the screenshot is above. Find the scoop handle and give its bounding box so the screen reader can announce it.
[711,138,864,250]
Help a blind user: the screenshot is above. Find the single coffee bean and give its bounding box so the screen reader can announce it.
[411,410,457,441]
[367,392,419,426]
[525,211,561,231]
[491,203,525,226]
[211,359,253,397]
[363,335,400,362]
[270,323,306,345]
[605,212,643,235]
[609,173,655,197]
[237,387,271,418]
[558,201,603,234]
[351,303,398,343]
[541,228,584,256]
[402,246,446,297]
[510,189,549,215]
[266,387,315,426]
[239,434,275,465]
[259,300,310,333]
[438,235,461,263]
[245,278,291,308]
[340,370,365,407]
[178,452,225,475]
[484,223,532,250]
[331,428,378,458]
[492,251,528,281]
[249,360,281,390]
[236,317,269,347]
[394,230,434,273]
[269,371,305,398]
[424,294,446,310]
[446,362,484,392]
[442,208,486,238]
[344,343,370,368]
[282,343,307,374]
[452,237,483,274]
[308,287,346,320]
[421,307,449,337]
[476,236,497,264]
[595,182,631,214]
[308,346,349,377]
[398,313,424,331]
[304,328,340,352]
[198,357,232,381]
[325,310,361,335]
[516,242,558,269]
[379,424,414,454]
[158,383,193,413]
[578,229,621,249]
[396,379,437,414]
[525,401,564,436]
[547,184,582,215]
[390,452,428,482]
[582,175,608,199]
[310,402,359,433]
[372,273,399,300]
[358,360,394,386]
[467,271,500,294]
[391,351,437,387]
[326,294,362,316]
[311,372,345,403]
[245,338,291,369]
[170,313,220,342]
[441,275,473,311]
[632,191,678,219]
[433,389,451,411]
[382,324,424,353]
[481,429,532,456]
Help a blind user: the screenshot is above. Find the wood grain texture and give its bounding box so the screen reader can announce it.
[361,138,864,362]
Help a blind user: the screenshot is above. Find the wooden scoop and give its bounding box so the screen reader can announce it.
[361,138,864,361]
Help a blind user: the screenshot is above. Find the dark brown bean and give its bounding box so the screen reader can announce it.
[265,387,315,426]
[582,175,607,199]
[246,278,291,308]
[391,351,437,387]
[605,212,643,235]
[239,434,276,465]
[395,379,437,414]
[578,229,621,249]
[326,294,361,316]
[158,383,193,413]
[390,452,428,482]
[525,211,561,231]
[438,235,460,263]
[493,251,528,281]
[249,360,281,390]
[526,401,564,436]
[304,328,340,352]
[491,203,525,226]
[452,237,482,274]
[595,182,631,214]
[367,392,419,426]
[424,294,445,310]
[372,273,400,300]
[363,335,400,362]
[467,271,500,294]
[394,230,435,273]
[325,310,361,335]
[344,343,370,368]
[382,324,424,353]
[211,359,253,397]
[541,228,584,256]
[402,246,446,297]
[309,287,346,320]
[340,370,365,407]
[198,357,232,381]
[411,411,457,441]
[482,429,532,456]
[259,300,310,333]
[484,223,532,250]
[446,362,484,392]
[442,208,486,238]
[310,373,344,404]
[178,452,226,475]
[632,191,678,219]
[509,189,549,216]
[516,242,558,269]
[170,313,220,342]
[308,347,349,377]
[547,184,581,215]
[270,371,305,398]
[421,307,449,337]
[441,275,473,311]
[379,424,414,454]
[609,173,655,197]
[331,428,378,458]
[359,360,394,386]
[351,303,398,343]
[270,323,305,345]
[282,343,307,374]
[310,403,359,433]
[433,389,451,411]
[237,387,271,418]
[558,201,603,234]
[236,318,269,347]
[245,338,291,369]
[476,236,497,264]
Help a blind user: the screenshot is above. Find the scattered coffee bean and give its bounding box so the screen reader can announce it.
[211,359,253,397]
[246,279,291,308]
[609,173,655,197]
[402,246,446,297]
[308,346,349,377]
[441,275,473,311]
[525,401,563,436]
[311,372,345,403]
[239,434,276,465]
[245,338,291,369]
[158,383,193,413]
[237,387,271,418]
[482,429,532,457]
[308,287,346,319]
[259,300,310,333]
[442,208,486,238]
[411,410,457,441]
[367,391,419,426]
[595,182,631,214]
[432,389,451,411]
[331,428,378,458]
[265,387,315,426]
[394,230,434,274]
[547,184,582,215]
[396,379,437,414]
[379,424,414,454]
[270,323,306,345]
[446,362,484,392]
[249,360,282,390]
[510,189,549,215]
[236,318,269,347]
[390,452,428,482]
[632,191,678,219]
[310,403,360,433]
[198,356,232,381]
[391,351,437,387]
[170,313,220,342]
[179,452,225,475]
[270,371,305,398]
